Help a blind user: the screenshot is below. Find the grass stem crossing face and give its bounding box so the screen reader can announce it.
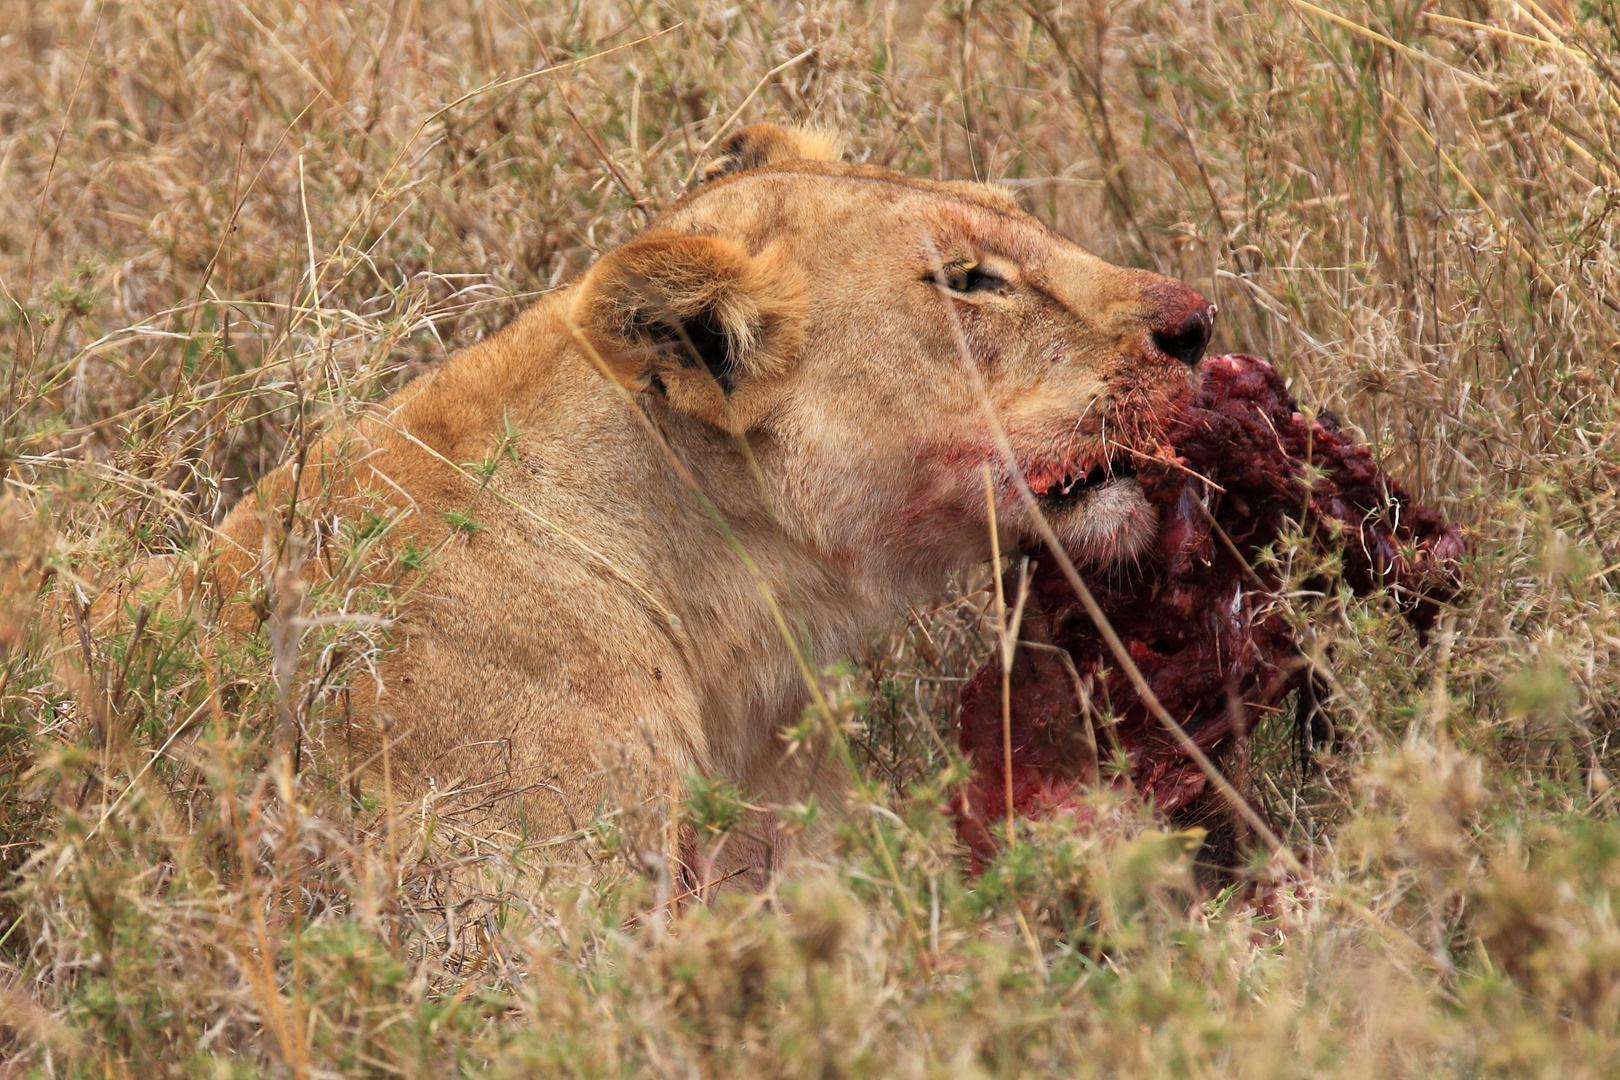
[597,132,1214,581]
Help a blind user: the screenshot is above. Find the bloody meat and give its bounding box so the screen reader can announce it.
[953,354,1465,868]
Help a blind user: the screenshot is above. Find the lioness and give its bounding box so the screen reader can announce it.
[149,125,1214,864]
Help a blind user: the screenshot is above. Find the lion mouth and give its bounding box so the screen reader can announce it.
[1017,451,1157,564]
[1029,457,1137,514]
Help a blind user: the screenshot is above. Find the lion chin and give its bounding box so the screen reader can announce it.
[1040,477,1159,566]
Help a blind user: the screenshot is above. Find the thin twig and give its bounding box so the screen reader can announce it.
[680,48,817,186]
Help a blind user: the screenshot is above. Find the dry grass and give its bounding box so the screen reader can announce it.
[1,0,1619,1074]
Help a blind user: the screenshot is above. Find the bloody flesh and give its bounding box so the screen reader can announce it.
[953,354,1465,866]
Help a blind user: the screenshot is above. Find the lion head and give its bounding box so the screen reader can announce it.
[572,124,1212,588]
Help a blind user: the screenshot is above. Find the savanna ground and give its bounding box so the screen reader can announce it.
[0,0,1618,1075]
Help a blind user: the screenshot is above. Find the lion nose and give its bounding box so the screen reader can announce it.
[1147,286,1216,368]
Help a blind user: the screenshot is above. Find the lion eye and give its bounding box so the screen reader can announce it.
[936,261,1004,294]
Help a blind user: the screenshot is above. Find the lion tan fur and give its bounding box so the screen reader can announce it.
[124,124,1214,871]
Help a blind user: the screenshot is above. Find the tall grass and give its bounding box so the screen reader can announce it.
[1,0,1618,1074]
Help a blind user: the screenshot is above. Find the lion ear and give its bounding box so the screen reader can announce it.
[569,232,807,431]
[698,123,843,185]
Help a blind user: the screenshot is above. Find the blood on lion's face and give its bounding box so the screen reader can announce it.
[598,150,1212,594]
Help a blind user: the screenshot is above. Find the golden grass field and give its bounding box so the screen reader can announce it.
[2,0,1619,1074]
